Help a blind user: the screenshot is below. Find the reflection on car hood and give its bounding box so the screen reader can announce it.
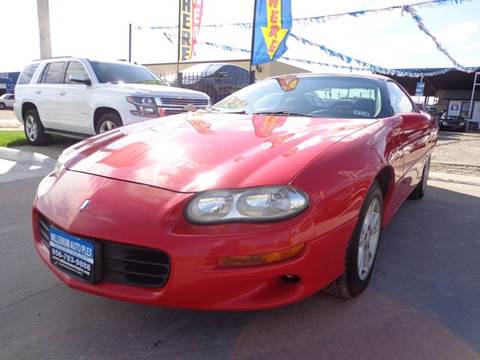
[61,113,377,192]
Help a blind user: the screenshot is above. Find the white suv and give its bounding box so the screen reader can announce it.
[14,57,210,145]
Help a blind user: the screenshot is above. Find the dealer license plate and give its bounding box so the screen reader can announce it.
[49,227,97,283]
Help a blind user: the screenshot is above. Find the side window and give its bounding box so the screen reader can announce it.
[17,63,40,85]
[65,62,90,84]
[387,81,414,114]
[43,62,67,84]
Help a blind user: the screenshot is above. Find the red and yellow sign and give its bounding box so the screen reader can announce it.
[179,0,203,61]
[261,0,289,59]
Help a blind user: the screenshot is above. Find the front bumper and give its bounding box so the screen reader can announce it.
[440,120,466,131]
[33,171,353,310]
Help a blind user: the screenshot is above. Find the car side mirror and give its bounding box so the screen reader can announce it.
[69,74,91,86]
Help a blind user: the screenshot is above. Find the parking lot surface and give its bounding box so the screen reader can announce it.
[0,110,22,129]
[1,132,480,359]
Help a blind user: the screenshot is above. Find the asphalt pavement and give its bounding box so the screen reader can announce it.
[0,135,480,359]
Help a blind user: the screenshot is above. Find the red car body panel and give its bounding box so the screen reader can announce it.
[32,81,438,310]
[63,113,377,192]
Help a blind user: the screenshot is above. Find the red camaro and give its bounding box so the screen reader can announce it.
[32,74,437,310]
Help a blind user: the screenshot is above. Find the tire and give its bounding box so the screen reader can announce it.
[0,103,5,110]
[23,108,49,146]
[324,181,383,299]
[96,112,122,134]
[409,155,430,200]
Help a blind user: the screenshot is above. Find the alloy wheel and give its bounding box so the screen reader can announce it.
[422,159,430,194]
[357,197,381,280]
[25,115,38,142]
[98,120,117,133]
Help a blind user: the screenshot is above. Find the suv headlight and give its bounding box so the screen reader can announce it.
[185,186,309,224]
[126,96,158,117]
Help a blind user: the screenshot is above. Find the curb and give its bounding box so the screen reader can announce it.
[0,147,56,167]
[429,171,480,187]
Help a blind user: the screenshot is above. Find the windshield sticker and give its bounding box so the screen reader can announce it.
[215,96,248,110]
[277,76,299,92]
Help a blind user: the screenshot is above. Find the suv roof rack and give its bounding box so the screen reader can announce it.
[32,56,73,61]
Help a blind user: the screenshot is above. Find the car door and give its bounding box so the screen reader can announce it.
[387,81,433,192]
[6,95,15,107]
[35,61,67,130]
[55,61,92,134]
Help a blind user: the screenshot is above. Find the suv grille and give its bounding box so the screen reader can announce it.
[160,97,208,106]
[38,216,170,288]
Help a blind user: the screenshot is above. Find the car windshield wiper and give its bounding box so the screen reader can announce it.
[206,107,247,114]
[251,111,312,117]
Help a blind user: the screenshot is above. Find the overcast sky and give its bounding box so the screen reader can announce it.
[1,0,479,73]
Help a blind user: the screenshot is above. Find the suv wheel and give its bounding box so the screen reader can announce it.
[0,103,5,110]
[24,108,49,145]
[96,112,122,134]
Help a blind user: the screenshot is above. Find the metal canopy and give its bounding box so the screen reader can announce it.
[386,67,480,96]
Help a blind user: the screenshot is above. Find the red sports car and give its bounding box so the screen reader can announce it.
[32,74,437,310]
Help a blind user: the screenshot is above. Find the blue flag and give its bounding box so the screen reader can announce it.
[252,0,292,65]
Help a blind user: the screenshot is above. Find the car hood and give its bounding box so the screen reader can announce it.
[100,83,209,98]
[61,113,376,193]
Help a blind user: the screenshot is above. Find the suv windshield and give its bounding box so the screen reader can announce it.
[89,61,167,85]
[212,76,384,119]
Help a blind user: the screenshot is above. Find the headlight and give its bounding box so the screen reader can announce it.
[126,96,158,117]
[186,186,309,223]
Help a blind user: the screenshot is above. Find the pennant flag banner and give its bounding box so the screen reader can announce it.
[143,0,475,75]
[179,0,204,61]
[252,0,292,65]
[200,40,477,77]
[149,0,467,30]
[402,5,472,72]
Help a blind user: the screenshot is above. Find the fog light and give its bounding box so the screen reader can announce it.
[218,243,304,267]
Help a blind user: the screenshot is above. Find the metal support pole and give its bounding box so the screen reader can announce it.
[248,0,258,84]
[467,72,480,131]
[176,0,182,86]
[128,23,132,62]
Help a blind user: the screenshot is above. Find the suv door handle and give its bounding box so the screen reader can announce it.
[35,90,42,94]
[59,91,66,96]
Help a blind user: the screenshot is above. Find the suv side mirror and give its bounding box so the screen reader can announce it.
[69,74,91,86]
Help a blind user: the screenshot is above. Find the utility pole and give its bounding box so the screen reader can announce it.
[37,0,52,59]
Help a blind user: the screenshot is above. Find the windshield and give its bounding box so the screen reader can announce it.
[89,61,168,85]
[212,76,384,119]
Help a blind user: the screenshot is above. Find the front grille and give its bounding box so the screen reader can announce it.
[160,97,208,106]
[37,216,170,288]
[102,241,169,288]
[164,109,184,116]
[39,216,50,247]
